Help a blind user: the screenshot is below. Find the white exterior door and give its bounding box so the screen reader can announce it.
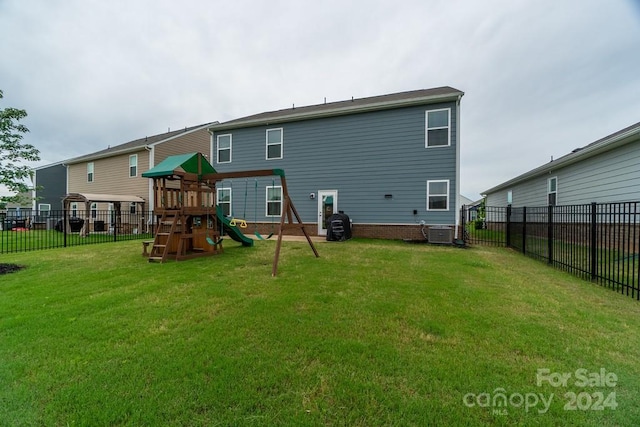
[318,190,338,236]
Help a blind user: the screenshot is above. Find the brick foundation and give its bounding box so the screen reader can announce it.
[251,222,455,241]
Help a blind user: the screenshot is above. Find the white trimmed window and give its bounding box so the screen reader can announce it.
[217,134,232,163]
[91,202,98,219]
[129,202,136,214]
[217,187,232,216]
[427,180,449,211]
[71,202,78,217]
[266,128,283,160]
[87,162,94,182]
[266,185,282,216]
[38,204,51,217]
[548,177,557,206]
[425,109,451,147]
[129,155,137,177]
[507,190,513,205]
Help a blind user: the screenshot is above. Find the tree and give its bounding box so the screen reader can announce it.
[0,89,40,204]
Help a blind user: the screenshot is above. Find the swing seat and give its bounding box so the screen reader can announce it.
[254,231,274,240]
[206,236,223,246]
[230,218,248,228]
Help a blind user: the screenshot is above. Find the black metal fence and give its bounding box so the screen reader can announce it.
[461,202,640,301]
[0,210,155,254]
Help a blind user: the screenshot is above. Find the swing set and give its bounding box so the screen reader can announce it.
[254,178,275,240]
[218,178,276,240]
[141,152,318,276]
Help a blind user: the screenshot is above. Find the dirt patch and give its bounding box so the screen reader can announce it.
[0,264,25,275]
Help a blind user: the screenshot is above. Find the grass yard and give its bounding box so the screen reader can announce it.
[1,239,639,426]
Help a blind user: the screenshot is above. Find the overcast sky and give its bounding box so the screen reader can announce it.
[1,0,639,199]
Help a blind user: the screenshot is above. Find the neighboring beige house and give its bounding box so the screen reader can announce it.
[63,123,215,228]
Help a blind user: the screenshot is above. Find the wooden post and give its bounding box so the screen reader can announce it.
[272,198,288,277]
[271,176,319,277]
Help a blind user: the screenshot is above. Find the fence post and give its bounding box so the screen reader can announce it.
[506,205,511,247]
[548,204,554,264]
[460,205,466,243]
[113,211,119,242]
[591,202,597,281]
[63,209,68,248]
[522,206,527,254]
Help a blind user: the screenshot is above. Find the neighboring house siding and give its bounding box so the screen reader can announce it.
[153,129,211,164]
[485,131,640,207]
[555,141,640,204]
[34,164,67,209]
[486,177,548,207]
[211,102,458,226]
[67,149,150,209]
[63,128,212,210]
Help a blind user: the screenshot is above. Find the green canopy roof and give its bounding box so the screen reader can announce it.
[142,152,216,178]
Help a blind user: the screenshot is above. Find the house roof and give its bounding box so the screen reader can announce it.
[64,122,216,165]
[209,86,464,131]
[141,152,216,178]
[482,121,640,195]
[63,193,145,204]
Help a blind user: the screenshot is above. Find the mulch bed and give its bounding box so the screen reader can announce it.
[0,264,25,275]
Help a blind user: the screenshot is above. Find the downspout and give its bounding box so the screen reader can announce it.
[145,145,153,216]
[454,93,462,240]
[207,128,215,164]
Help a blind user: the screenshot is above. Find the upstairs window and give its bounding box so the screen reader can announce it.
[87,162,94,182]
[217,134,232,163]
[266,185,282,216]
[548,177,557,206]
[426,109,451,147]
[217,188,232,216]
[266,128,283,160]
[427,180,449,211]
[129,155,137,177]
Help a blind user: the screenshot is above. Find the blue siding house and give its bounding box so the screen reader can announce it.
[33,162,67,212]
[208,87,464,240]
[484,121,640,207]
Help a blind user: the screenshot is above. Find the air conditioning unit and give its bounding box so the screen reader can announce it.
[428,226,453,244]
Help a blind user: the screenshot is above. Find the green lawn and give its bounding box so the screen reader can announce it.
[1,239,639,426]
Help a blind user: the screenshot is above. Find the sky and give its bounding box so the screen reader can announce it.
[1,0,639,200]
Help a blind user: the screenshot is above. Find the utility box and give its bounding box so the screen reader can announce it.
[428,226,453,244]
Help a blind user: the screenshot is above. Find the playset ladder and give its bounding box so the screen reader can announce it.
[148,212,180,263]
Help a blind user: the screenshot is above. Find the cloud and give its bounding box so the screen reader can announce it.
[0,0,638,198]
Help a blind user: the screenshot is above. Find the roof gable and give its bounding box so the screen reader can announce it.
[65,122,216,165]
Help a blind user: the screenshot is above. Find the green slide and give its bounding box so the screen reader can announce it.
[216,206,254,247]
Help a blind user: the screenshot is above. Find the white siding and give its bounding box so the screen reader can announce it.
[486,139,640,207]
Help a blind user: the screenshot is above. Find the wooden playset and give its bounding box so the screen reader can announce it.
[141,152,318,276]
